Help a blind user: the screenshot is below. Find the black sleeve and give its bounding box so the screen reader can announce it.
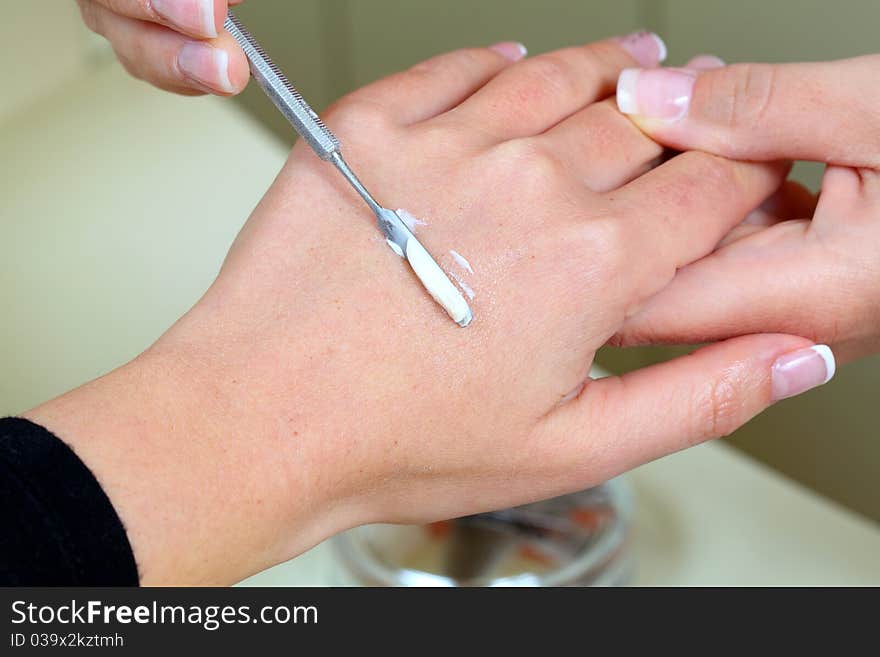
[0,417,139,586]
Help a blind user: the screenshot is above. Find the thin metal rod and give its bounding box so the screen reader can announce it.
[330,152,383,215]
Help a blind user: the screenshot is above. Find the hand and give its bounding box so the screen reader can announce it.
[615,55,880,364]
[77,0,249,95]
[26,33,830,584]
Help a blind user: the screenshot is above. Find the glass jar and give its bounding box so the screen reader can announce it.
[333,478,633,586]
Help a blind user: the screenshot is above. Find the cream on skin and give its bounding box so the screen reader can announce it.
[450,272,476,300]
[449,250,474,274]
[448,249,476,300]
[393,209,473,326]
[396,208,427,233]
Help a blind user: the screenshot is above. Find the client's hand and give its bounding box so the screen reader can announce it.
[27,34,829,585]
[615,55,880,363]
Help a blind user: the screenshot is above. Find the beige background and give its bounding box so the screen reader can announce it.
[2,1,878,522]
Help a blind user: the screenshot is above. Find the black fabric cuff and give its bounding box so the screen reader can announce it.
[0,417,139,585]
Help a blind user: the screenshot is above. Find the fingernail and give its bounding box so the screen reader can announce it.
[616,31,667,67]
[490,41,528,62]
[153,0,218,38]
[617,67,696,121]
[686,54,725,70]
[771,345,836,401]
[178,42,234,93]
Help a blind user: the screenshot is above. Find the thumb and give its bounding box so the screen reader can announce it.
[543,335,836,483]
[616,54,880,168]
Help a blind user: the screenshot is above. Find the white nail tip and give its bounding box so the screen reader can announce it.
[198,0,218,37]
[616,69,640,114]
[213,49,234,93]
[811,345,837,384]
[701,55,726,68]
[651,33,668,63]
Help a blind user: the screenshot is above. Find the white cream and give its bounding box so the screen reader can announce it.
[449,249,476,300]
[396,208,427,233]
[449,249,474,274]
[405,238,472,326]
[450,271,476,300]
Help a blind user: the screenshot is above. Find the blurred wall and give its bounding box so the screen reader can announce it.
[231,0,880,522]
[1,2,109,124]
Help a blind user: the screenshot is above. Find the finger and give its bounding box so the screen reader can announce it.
[819,164,865,207]
[616,166,870,353]
[728,178,816,232]
[611,151,788,301]
[752,179,817,222]
[343,44,527,126]
[716,179,817,246]
[85,4,248,95]
[538,98,664,192]
[615,221,822,347]
[812,165,880,227]
[84,0,228,39]
[541,334,833,485]
[616,55,880,168]
[453,31,666,142]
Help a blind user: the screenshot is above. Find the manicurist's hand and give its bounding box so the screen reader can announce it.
[77,0,249,95]
[26,33,832,585]
[615,55,880,363]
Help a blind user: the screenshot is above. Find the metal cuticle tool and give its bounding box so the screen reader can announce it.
[224,12,473,327]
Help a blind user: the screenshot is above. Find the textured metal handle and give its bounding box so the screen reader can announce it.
[224,12,340,160]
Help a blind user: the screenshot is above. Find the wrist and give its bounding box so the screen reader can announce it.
[24,338,349,584]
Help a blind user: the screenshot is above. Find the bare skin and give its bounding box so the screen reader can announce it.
[26,37,825,585]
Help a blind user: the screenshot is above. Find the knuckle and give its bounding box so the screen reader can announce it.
[489,139,567,190]
[582,214,627,274]
[587,215,625,254]
[324,98,393,136]
[577,41,622,75]
[413,121,470,153]
[410,47,488,77]
[608,323,652,348]
[115,53,142,80]
[134,0,155,18]
[521,55,580,100]
[106,0,152,19]
[693,368,743,442]
[701,63,777,134]
[665,151,739,208]
[587,100,659,158]
[591,98,629,127]
[690,151,738,188]
[77,0,103,34]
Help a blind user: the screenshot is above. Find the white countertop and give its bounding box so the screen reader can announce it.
[242,441,880,586]
[3,64,879,586]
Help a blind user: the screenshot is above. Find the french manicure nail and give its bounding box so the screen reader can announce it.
[616,30,667,67]
[490,41,528,62]
[617,67,696,121]
[178,42,234,93]
[686,54,725,70]
[153,0,218,38]
[771,345,836,401]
